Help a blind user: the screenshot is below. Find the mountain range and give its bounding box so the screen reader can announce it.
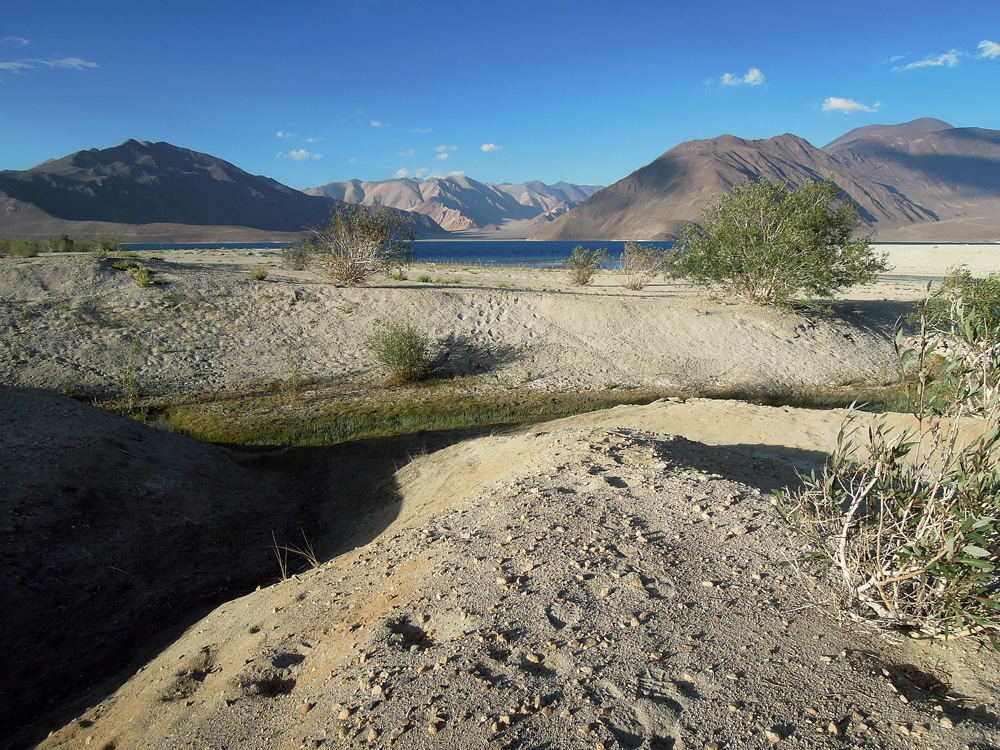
[2,119,999,243]
[0,140,446,241]
[536,118,1000,242]
[305,177,602,234]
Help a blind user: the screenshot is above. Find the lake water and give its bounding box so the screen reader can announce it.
[124,240,673,268]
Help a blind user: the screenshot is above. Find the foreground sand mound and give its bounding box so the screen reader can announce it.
[0,387,332,743]
[30,409,1000,750]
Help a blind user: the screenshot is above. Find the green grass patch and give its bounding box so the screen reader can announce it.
[105,376,907,449]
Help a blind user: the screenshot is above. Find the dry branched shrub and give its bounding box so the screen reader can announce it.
[779,296,1000,645]
[311,205,414,286]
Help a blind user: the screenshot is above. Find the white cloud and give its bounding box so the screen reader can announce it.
[822,97,881,114]
[289,149,311,160]
[303,136,323,143]
[435,144,458,152]
[897,50,961,70]
[395,168,410,178]
[2,37,30,47]
[410,127,432,133]
[46,57,97,69]
[0,56,98,74]
[415,168,428,178]
[370,120,386,128]
[398,149,414,157]
[348,157,357,164]
[721,68,765,86]
[435,153,449,160]
[979,40,1000,59]
[276,130,295,138]
[480,143,502,152]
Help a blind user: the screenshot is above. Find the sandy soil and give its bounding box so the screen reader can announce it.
[2,243,999,749]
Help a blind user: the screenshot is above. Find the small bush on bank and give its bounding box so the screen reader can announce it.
[619,241,667,290]
[248,266,269,281]
[778,295,1000,645]
[365,317,433,384]
[281,242,313,271]
[562,246,609,286]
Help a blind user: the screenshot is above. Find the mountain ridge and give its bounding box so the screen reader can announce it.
[0,140,447,240]
[534,119,1000,242]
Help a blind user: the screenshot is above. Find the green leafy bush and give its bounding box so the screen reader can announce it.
[562,246,609,286]
[619,241,667,290]
[0,237,42,258]
[365,317,433,384]
[247,266,269,281]
[131,266,152,287]
[673,178,888,306]
[778,298,1000,644]
[311,205,414,286]
[48,234,76,252]
[918,266,1000,347]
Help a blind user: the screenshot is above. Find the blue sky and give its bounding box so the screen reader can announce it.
[2,1,998,190]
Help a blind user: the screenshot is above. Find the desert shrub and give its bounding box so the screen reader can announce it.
[120,338,141,411]
[673,178,888,306]
[113,258,139,271]
[311,205,414,286]
[417,274,431,283]
[131,266,151,287]
[248,266,269,281]
[97,234,122,254]
[48,234,76,252]
[619,241,667,290]
[365,317,433,383]
[281,242,313,271]
[918,266,1000,347]
[0,237,42,258]
[778,298,1000,644]
[562,246,609,286]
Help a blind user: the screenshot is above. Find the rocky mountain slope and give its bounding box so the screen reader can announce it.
[305,176,602,232]
[0,140,446,241]
[534,119,1000,242]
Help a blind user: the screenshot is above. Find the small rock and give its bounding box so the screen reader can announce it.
[764,728,782,743]
[939,716,954,729]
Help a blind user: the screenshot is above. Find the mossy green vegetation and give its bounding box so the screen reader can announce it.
[100,377,908,448]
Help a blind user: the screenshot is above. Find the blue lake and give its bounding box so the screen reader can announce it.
[124,240,674,268]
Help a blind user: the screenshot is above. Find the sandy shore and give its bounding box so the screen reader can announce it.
[6,242,993,401]
[3,243,1000,749]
